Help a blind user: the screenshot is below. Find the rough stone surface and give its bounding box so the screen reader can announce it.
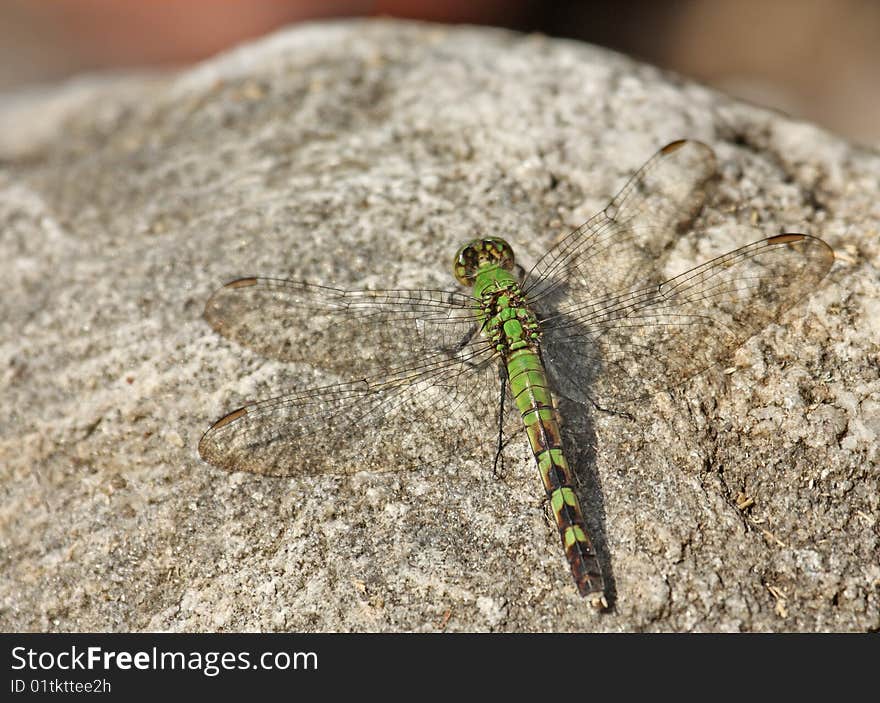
[1,20,878,632]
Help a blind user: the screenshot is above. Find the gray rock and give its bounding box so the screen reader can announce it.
[1,19,877,632]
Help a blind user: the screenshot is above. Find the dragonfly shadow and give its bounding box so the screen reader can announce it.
[557,395,618,610]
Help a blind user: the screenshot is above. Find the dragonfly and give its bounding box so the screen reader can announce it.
[198,139,834,608]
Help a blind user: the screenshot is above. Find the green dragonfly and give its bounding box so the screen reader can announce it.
[198,140,834,607]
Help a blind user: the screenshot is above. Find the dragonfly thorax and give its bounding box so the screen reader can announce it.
[453,237,515,286]
[481,282,541,355]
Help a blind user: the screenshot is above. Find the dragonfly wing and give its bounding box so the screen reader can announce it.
[204,277,479,380]
[199,338,515,476]
[522,140,717,306]
[540,233,834,407]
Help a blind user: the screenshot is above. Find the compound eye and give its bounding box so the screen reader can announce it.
[453,238,516,286]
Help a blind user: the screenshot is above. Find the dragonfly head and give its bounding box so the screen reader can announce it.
[453,237,516,286]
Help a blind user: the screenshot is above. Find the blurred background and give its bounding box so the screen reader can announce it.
[0,0,877,146]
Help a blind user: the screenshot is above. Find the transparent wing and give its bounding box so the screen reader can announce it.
[204,277,480,379]
[199,343,515,476]
[522,139,717,306]
[539,233,834,406]
[200,279,519,476]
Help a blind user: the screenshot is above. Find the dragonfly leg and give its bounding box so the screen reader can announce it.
[588,397,635,422]
[492,367,506,477]
[491,364,531,478]
[492,364,523,477]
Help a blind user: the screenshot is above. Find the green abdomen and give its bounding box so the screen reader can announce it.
[506,348,603,598]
